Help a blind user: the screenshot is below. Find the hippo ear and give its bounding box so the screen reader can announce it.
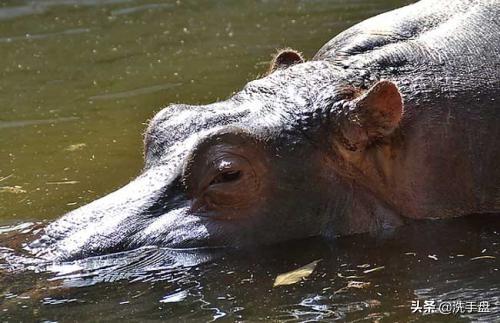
[268,48,305,73]
[341,80,403,150]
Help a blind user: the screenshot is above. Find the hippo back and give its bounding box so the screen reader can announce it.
[314,0,500,85]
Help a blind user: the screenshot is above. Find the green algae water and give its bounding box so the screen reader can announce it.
[0,0,498,321]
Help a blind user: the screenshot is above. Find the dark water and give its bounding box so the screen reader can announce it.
[1,216,499,321]
[0,0,499,321]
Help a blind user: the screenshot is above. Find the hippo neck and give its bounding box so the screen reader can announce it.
[323,67,499,222]
[311,0,500,221]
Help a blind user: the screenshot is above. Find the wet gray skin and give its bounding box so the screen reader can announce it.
[28,0,500,260]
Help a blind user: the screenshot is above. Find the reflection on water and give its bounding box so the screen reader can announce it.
[0,0,498,321]
[0,117,79,129]
[1,216,499,321]
[89,82,182,100]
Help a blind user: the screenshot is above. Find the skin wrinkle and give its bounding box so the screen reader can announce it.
[27,0,500,260]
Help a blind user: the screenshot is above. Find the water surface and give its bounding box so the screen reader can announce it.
[0,0,498,321]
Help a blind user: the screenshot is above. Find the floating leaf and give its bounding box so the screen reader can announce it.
[273,260,321,287]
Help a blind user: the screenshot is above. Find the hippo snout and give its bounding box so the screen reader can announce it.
[28,171,168,259]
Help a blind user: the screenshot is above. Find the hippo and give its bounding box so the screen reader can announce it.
[28,0,500,260]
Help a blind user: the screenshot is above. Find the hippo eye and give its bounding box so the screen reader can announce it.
[185,139,267,213]
[209,170,242,186]
[191,153,261,212]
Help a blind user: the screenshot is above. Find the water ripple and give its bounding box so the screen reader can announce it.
[89,83,182,101]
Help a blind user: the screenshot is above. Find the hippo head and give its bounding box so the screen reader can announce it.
[28,50,404,260]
